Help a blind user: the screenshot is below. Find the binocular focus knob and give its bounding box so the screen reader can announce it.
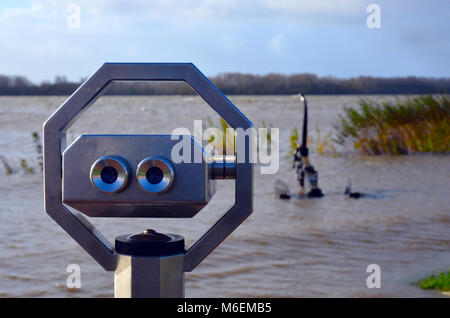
[210,155,236,179]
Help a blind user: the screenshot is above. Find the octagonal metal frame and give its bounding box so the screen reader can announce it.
[43,63,253,271]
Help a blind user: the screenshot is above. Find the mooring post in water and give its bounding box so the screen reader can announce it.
[43,63,253,298]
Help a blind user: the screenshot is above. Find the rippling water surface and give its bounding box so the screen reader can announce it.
[0,95,448,297]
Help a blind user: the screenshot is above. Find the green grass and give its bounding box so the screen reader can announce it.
[334,95,450,155]
[0,133,42,175]
[205,117,236,154]
[32,131,43,172]
[205,117,274,155]
[289,126,337,157]
[20,159,34,174]
[0,156,13,175]
[289,128,300,156]
[416,271,450,292]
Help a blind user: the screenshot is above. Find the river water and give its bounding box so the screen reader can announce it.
[0,95,448,297]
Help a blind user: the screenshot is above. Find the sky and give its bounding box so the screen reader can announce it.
[0,0,449,83]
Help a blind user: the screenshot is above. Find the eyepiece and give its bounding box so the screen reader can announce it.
[136,156,174,194]
[146,166,164,184]
[101,166,119,184]
[90,156,130,193]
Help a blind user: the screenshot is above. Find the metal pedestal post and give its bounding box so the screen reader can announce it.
[114,229,185,298]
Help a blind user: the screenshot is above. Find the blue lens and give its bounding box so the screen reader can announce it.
[146,167,163,184]
[101,166,118,184]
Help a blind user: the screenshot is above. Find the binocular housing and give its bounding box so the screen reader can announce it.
[62,134,231,218]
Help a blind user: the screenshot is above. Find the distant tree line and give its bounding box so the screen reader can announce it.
[0,73,449,95]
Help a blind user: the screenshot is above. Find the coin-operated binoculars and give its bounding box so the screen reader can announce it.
[43,63,253,298]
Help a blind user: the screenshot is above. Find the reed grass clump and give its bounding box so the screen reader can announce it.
[20,159,34,174]
[32,131,43,172]
[416,271,450,291]
[289,127,337,157]
[205,117,236,155]
[204,117,274,155]
[0,156,13,175]
[334,95,450,155]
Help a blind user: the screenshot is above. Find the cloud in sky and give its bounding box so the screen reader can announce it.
[268,34,285,54]
[0,0,449,82]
